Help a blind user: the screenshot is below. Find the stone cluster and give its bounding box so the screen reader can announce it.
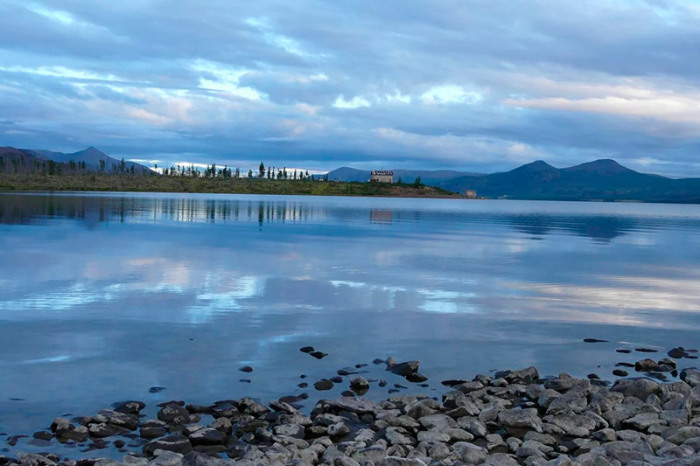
[4,365,700,465]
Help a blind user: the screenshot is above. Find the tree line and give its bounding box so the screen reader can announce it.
[156,161,312,181]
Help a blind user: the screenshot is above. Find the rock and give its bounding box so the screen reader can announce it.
[669,347,688,359]
[328,422,350,438]
[499,366,539,385]
[143,435,193,456]
[319,397,383,414]
[497,409,543,435]
[310,351,328,359]
[315,379,334,391]
[351,444,386,464]
[111,400,146,415]
[681,368,700,387]
[636,348,659,353]
[610,378,660,400]
[157,404,190,425]
[634,358,659,371]
[349,377,369,394]
[387,360,421,378]
[181,451,228,466]
[406,398,441,419]
[238,366,253,373]
[665,426,700,444]
[273,423,305,438]
[187,428,226,446]
[543,412,596,437]
[613,369,629,377]
[300,346,314,353]
[50,418,88,443]
[149,386,166,393]
[453,441,488,463]
[140,419,168,439]
[236,397,269,416]
[385,427,416,446]
[88,423,126,438]
[149,450,184,466]
[583,338,608,343]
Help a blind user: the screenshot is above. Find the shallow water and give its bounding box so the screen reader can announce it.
[2,192,700,455]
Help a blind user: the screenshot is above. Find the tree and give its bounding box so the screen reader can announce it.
[248,169,253,178]
[259,162,266,178]
[413,176,423,188]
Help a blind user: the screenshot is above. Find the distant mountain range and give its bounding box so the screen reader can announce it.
[331,160,700,203]
[327,167,483,185]
[36,147,150,173]
[0,146,150,174]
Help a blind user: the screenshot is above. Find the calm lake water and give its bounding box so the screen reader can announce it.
[2,192,700,453]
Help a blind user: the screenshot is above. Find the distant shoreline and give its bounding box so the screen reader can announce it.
[0,173,463,199]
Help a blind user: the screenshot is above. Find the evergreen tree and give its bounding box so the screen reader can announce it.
[259,162,265,178]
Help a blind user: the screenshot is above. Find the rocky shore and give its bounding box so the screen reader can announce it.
[4,352,700,465]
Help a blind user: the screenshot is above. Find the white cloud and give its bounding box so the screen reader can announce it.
[333,95,371,109]
[191,60,267,101]
[421,85,482,105]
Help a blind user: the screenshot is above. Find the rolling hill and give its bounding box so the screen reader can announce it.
[327,167,483,184]
[438,159,700,203]
[36,146,150,174]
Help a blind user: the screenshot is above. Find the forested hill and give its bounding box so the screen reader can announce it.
[438,159,700,203]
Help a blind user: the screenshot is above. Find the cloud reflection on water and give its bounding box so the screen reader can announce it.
[3,193,700,435]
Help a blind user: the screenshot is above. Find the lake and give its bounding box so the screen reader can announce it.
[2,192,700,454]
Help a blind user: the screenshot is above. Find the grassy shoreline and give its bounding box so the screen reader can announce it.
[0,173,462,198]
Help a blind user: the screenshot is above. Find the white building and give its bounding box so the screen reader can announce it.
[370,170,393,183]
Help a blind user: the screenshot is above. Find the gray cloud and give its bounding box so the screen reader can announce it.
[1,0,700,175]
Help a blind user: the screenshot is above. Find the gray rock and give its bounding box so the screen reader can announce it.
[320,397,383,414]
[452,441,488,464]
[418,414,456,430]
[149,450,184,466]
[181,451,228,466]
[237,397,270,416]
[352,445,387,464]
[406,399,441,419]
[88,422,126,438]
[350,377,370,393]
[273,423,305,439]
[157,404,190,425]
[416,430,450,443]
[141,420,168,439]
[498,409,543,435]
[328,422,351,438]
[379,457,427,466]
[143,435,193,456]
[682,368,700,387]
[622,412,662,431]
[482,452,520,465]
[543,412,596,437]
[610,378,660,401]
[385,427,416,446]
[187,428,226,446]
[387,360,421,377]
[16,453,56,466]
[457,417,488,438]
[665,425,700,444]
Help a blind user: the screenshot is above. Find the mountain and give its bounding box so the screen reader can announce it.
[439,159,700,203]
[36,146,150,173]
[327,167,483,184]
[0,147,48,172]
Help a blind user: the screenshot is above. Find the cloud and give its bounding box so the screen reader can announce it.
[0,0,699,175]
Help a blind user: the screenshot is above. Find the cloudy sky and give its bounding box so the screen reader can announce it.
[1,0,700,176]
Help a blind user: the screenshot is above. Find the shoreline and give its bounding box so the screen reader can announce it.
[3,344,700,465]
[0,174,463,200]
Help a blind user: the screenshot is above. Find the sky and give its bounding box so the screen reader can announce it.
[1,1,700,176]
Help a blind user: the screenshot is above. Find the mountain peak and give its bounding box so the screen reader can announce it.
[564,159,635,175]
[514,160,558,173]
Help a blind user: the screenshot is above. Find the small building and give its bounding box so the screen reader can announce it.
[370,170,393,183]
[464,190,477,199]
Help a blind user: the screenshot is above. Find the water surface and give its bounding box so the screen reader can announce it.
[2,192,700,452]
